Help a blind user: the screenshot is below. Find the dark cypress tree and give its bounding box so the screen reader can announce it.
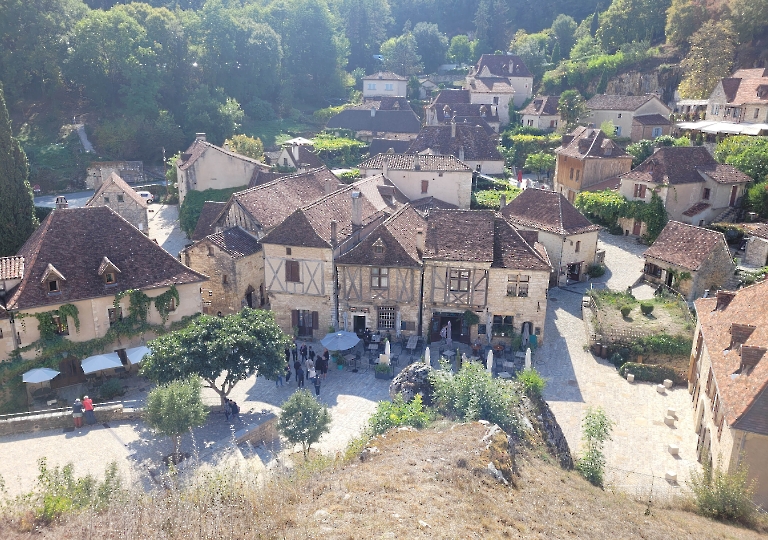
[550,42,561,66]
[0,84,37,256]
[590,9,600,37]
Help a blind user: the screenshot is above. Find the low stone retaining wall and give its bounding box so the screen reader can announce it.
[0,404,127,436]
[234,412,278,446]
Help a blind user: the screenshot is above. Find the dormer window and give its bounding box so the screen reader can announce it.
[373,239,385,254]
[48,280,59,293]
[105,272,116,284]
[41,263,66,295]
[98,256,121,286]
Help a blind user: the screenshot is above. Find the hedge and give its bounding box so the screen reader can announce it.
[618,362,677,384]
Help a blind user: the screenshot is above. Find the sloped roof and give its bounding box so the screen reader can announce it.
[248,170,287,188]
[732,68,768,79]
[407,125,503,162]
[432,89,471,104]
[695,279,768,434]
[204,227,261,258]
[620,147,751,186]
[177,138,266,171]
[349,98,413,112]
[632,113,671,126]
[501,188,600,236]
[85,172,147,208]
[285,145,325,169]
[468,77,516,94]
[363,71,407,81]
[409,196,458,214]
[585,94,658,111]
[750,223,768,240]
[519,96,560,116]
[697,163,753,184]
[436,116,497,136]
[556,126,630,160]
[191,201,226,241]
[5,207,207,310]
[368,138,413,155]
[716,76,768,106]
[428,102,500,123]
[643,221,729,271]
[326,109,422,134]
[472,54,532,78]
[0,256,24,280]
[492,217,552,271]
[359,153,472,172]
[682,202,711,217]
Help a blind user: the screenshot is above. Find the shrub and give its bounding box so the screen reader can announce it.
[618,362,677,384]
[587,264,605,278]
[178,186,243,236]
[575,407,613,487]
[608,352,625,367]
[278,389,331,459]
[243,97,277,121]
[368,394,433,436]
[620,305,632,317]
[515,368,546,399]
[640,302,654,315]
[99,378,123,400]
[689,455,756,523]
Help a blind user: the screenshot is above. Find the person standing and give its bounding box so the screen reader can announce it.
[228,399,240,420]
[275,371,284,387]
[296,364,305,388]
[285,362,292,384]
[292,343,299,363]
[284,346,291,368]
[306,355,315,376]
[312,373,321,397]
[72,398,84,428]
[308,346,316,365]
[320,349,330,379]
[224,399,232,422]
[300,343,308,362]
[82,395,96,425]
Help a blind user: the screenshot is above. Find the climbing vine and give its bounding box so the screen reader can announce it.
[129,291,151,323]
[154,285,180,323]
[15,303,81,341]
[575,190,668,243]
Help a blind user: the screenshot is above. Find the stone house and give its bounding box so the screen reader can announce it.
[325,98,421,143]
[357,153,472,209]
[275,143,324,173]
[362,71,407,98]
[689,283,768,508]
[336,205,426,336]
[182,227,263,316]
[744,224,768,267]
[85,172,148,233]
[0,206,207,364]
[261,176,409,338]
[176,134,270,204]
[425,89,501,133]
[584,94,672,139]
[191,201,226,242]
[642,221,735,301]
[519,95,561,132]
[86,161,143,189]
[707,68,768,124]
[407,123,505,175]
[421,209,551,345]
[501,188,600,285]
[617,147,752,232]
[465,54,534,122]
[630,114,671,142]
[553,126,633,203]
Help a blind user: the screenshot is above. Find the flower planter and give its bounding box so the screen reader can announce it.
[374,370,392,380]
[337,363,344,370]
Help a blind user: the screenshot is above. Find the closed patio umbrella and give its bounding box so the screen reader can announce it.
[486,349,494,373]
[395,311,401,337]
[424,346,431,366]
[81,353,122,374]
[320,331,360,351]
[22,368,60,384]
[384,340,390,357]
[525,347,532,370]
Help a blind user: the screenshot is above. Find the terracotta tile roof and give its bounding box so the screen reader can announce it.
[716,76,768,106]
[177,138,267,171]
[248,170,287,188]
[205,227,262,258]
[501,188,600,235]
[732,68,768,78]
[696,163,753,184]
[349,98,413,112]
[632,113,671,125]
[432,89,470,104]
[368,138,413,155]
[336,205,426,267]
[363,71,406,81]
[423,209,495,261]
[5,207,207,311]
[407,125,503,162]
[643,221,729,271]
[428,102,500,122]
[519,96,560,116]
[409,196,458,214]
[86,172,147,208]
[582,176,622,192]
[695,280,768,434]
[0,256,24,280]
[750,223,768,240]
[438,116,497,136]
[468,77,516,94]
[556,126,630,160]
[287,145,325,169]
[585,94,658,111]
[682,202,711,217]
[191,201,226,241]
[358,153,472,172]
[492,217,552,271]
[620,146,716,185]
[472,54,532,78]
[325,109,422,134]
[228,167,336,231]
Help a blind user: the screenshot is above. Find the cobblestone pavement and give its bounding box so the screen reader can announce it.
[147,203,188,258]
[536,230,700,500]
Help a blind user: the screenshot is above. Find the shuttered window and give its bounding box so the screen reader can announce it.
[285,260,300,282]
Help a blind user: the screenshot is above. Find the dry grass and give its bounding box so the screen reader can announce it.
[1,422,765,539]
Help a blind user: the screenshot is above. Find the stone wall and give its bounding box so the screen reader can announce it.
[690,243,736,300]
[0,403,127,436]
[745,237,768,267]
[92,185,149,232]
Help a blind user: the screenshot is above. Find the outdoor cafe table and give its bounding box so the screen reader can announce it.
[371,334,381,343]
[406,335,418,351]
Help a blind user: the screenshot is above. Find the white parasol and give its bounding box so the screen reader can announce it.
[320,331,360,351]
[522,323,530,350]
[486,349,494,373]
[384,340,391,357]
[81,353,123,374]
[424,346,431,366]
[486,311,493,345]
[22,368,60,384]
[395,311,401,337]
[125,346,150,365]
[525,347,532,370]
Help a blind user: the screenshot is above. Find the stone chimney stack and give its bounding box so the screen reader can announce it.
[292,143,300,161]
[458,145,465,162]
[382,159,389,177]
[55,196,69,210]
[415,227,425,255]
[330,220,338,246]
[499,194,506,209]
[451,120,456,138]
[351,191,362,230]
[371,107,376,117]
[195,133,206,142]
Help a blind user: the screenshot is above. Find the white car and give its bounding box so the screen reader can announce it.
[136,191,154,204]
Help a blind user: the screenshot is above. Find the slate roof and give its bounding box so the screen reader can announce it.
[349,98,413,112]
[86,172,147,208]
[409,196,458,214]
[204,227,262,258]
[358,153,472,172]
[472,54,532,78]
[501,188,600,236]
[519,96,560,116]
[436,116,497,136]
[585,94,659,111]
[643,221,729,271]
[407,125,503,162]
[177,138,266,171]
[428,102,500,123]
[695,280,768,435]
[432,89,471,104]
[363,71,407,81]
[0,256,24,280]
[556,126,630,160]
[325,109,422,134]
[632,113,671,126]
[368,138,413,155]
[336,205,426,267]
[5,207,207,311]
[191,201,226,241]
[620,147,752,186]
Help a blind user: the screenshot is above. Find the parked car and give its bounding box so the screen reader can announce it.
[136,190,154,204]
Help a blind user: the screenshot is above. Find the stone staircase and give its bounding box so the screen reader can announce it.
[712,205,742,224]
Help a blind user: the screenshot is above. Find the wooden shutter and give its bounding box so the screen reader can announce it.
[291,310,299,327]
[312,311,319,329]
[285,261,292,282]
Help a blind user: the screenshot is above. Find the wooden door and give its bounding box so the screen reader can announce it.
[730,186,738,206]
[632,221,642,236]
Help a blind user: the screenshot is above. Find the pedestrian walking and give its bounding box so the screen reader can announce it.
[72,398,84,428]
[82,395,96,425]
[300,343,308,362]
[296,365,305,388]
[292,343,298,362]
[224,399,232,421]
[312,374,321,396]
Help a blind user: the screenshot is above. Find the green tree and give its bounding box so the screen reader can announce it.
[412,22,449,74]
[590,9,600,37]
[339,0,393,72]
[596,69,609,94]
[596,0,670,53]
[558,90,587,130]
[474,0,510,55]
[381,32,423,76]
[714,136,768,180]
[447,35,472,64]
[575,407,613,487]
[728,0,768,43]
[145,377,208,463]
[665,0,707,46]
[277,389,331,459]
[524,152,556,180]
[0,85,37,256]
[225,134,264,160]
[142,309,290,405]
[550,14,578,56]
[182,85,244,145]
[600,119,616,138]
[510,31,551,80]
[678,21,736,99]
[689,453,756,523]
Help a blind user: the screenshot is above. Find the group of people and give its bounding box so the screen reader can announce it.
[223,398,240,422]
[71,395,96,428]
[280,342,330,397]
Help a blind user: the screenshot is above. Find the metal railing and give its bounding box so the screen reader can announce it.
[0,399,143,420]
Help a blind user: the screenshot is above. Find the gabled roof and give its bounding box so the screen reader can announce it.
[519,96,560,116]
[632,113,671,126]
[409,196,458,214]
[715,75,768,106]
[177,138,267,171]
[492,216,552,271]
[694,279,768,434]
[336,205,426,267]
[5,207,207,311]
[643,221,729,271]
[407,125,503,162]
[434,116,497,136]
[585,94,661,111]
[284,145,325,170]
[697,163,753,184]
[556,126,630,160]
[85,172,147,208]
[0,256,24,280]
[363,71,407,81]
[432,89,471,104]
[359,153,472,172]
[248,170,287,188]
[368,138,413,155]
[191,201,226,241]
[428,102,500,123]
[325,109,422,134]
[349,98,413,112]
[468,77,516,94]
[501,188,600,236]
[204,227,262,258]
[620,147,751,186]
[472,54,532,78]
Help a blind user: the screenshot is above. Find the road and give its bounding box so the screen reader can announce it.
[35,180,167,209]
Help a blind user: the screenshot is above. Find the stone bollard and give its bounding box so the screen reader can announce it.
[656,384,666,394]
[626,373,635,383]
[665,471,678,482]
[668,444,679,456]
[664,415,676,427]
[667,408,677,419]
[663,379,673,389]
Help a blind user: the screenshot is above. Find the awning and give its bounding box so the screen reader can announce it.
[125,346,150,365]
[22,368,60,383]
[675,120,717,130]
[700,122,744,134]
[81,353,123,374]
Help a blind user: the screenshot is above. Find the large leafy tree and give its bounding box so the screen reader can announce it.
[0,85,37,256]
[182,85,244,145]
[412,23,448,74]
[339,0,393,72]
[713,136,768,181]
[474,0,510,55]
[145,377,208,463]
[558,90,587,131]
[678,20,735,99]
[596,0,670,53]
[277,389,331,459]
[447,35,472,64]
[728,0,768,43]
[550,14,577,57]
[381,32,423,76]
[664,0,707,47]
[142,309,290,405]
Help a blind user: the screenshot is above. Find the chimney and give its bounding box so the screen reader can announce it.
[55,196,68,210]
[371,107,376,117]
[195,133,206,142]
[330,220,338,246]
[458,145,465,162]
[324,178,335,195]
[715,291,736,311]
[292,143,300,161]
[415,227,425,255]
[499,194,506,209]
[351,191,362,230]
[451,121,456,138]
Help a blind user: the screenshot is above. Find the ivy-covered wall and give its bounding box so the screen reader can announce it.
[575,190,668,243]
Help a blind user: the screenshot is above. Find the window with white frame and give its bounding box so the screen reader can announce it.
[449,269,470,292]
[371,267,389,289]
[378,306,396,329]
